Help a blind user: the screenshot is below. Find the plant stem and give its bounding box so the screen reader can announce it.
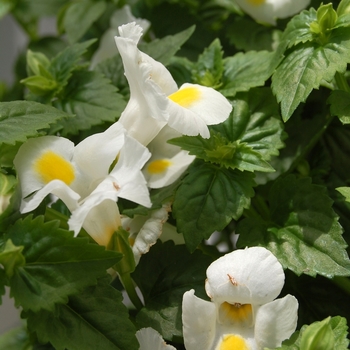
[120,273,144,310]
[335,71,350,92]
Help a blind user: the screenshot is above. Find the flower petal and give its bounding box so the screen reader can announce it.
[182,289,217,350]
[205,247,284,305]
[167,83,232,138]
[254,294,298,348]
[136,327,176,350]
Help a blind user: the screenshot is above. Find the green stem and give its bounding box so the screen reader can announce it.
[335,71,350,93]
[120,273,144,310]
[332,276,350,296]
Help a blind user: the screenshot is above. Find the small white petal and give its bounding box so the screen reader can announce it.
[254,294,298,348]
[205,247,284,305]
[182,290,217,350]
[234,0,310,25]
[136,327,176,350]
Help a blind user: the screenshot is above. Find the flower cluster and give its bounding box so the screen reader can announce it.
[14,22,232,261]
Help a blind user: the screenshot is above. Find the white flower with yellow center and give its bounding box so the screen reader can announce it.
[143,126,195,189]
[182,247,298,350]
[14,122,151,246]
[114,22,232,145]
[136,327,176,350]
[234,0,310,25]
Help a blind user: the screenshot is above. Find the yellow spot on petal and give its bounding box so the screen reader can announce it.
[219,302,253,327]
[147,159,172,174]
[168,86,201,107]
[246,0,265,5]
[218,334,250,350]
[34,150,75,185]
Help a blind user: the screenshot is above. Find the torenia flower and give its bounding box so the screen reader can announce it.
[142,126,195,188]
[234,0,310,25]
[182,247,298,350]
[14,122,151,246]
[114,22,232,145]
[136,327,176,350]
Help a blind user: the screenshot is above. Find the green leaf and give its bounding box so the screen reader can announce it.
[170,88,285,172]
[328,90,350,124]
[220,51,275,97]
[63,0,107,43]
[237,175,350,278]
[0,268,7,304]
[53,70,126,136]
[0,325,29,350]
[21,76,58,96]
[139,25,195,66]
[272,316,349,350]
[337,186,350,201]
[173,161,255,252]
[0,239,25,278]
[0,101,72,145]
[272,25,350,121]
[192,38,223,88]
[0,0,13,19]
[27,277,138,350]
[132,240,212,341]
[5,215,121,312]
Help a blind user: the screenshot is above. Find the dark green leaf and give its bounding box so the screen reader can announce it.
[139,25,195,66]
[173,161,255,252]
[5,216,121,312]
[63,0,107,43]
[0,101,72,145]
[237,175,350,277]
[53,70,126,136]
[328,90,350,124]
[0,268,7,304]
[27,277,138,350]
[221,51,275,97]
[133,241,212,341]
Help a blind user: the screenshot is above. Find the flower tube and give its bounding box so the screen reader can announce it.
[182,247,298,350]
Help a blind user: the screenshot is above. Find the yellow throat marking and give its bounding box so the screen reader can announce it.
[246,0,265,5]
[34,150,75,185]
[147,159,172,174]
[168,86,201,107]
[219,302,253,326]
[219,334,250,350]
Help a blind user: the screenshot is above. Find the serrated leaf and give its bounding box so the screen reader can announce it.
[63,0,106,43]
[192,38,223,88]
[237,175,350,278]
[220,51,275,97]
[139,25,195,66]
[272,26,350,121]
[170,88,284,172]
[132,240,212,341]
[5,215,121,312]
[53,70,126,136]
[27,277,138,350]
[328,90,350,124]
[337,186,350,201]
[0,239,25,278]
[0,101,72,145]
[173,161,255,252]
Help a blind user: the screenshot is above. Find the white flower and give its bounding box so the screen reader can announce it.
[114,22,232,145]
[182,247,298,350]
[136,327,176,350]
[234,0,310,25]
[91,5,150,68]
[142,126,195,189]
[14,122,151,246]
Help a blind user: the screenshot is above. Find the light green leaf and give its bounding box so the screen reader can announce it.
[0,0,13,19]
[0,325,29,350]
[272,26,350,121]
[27,277,139,350]
[0,239,25,278]
[63,0,107,43]
[237,175,350,278]
[170,88,284,172]
[173,161,255,252]
[53,70,126,136]
[192,38,224,88]
[337,186,350,201]
[5,215,121,312]
[328,90,350,124]
[133,241,212,341]
[0,101,72,145]
[220,51,275,97]
[139,25,195,66]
